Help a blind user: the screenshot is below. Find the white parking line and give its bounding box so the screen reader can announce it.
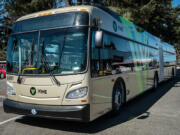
[0,116,22,126]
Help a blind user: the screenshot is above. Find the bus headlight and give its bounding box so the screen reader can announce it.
[66,87,88,99]
[7,84,16,95]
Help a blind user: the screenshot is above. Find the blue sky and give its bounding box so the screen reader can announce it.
[173,0,180,7]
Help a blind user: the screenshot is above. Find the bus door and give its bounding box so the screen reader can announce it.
[159,45,164,82]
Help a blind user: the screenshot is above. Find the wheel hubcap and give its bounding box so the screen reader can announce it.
[115,89,122,110]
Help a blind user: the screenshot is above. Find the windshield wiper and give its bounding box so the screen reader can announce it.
[41,40,60,86]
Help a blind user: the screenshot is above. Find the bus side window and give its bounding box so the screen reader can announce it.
[103,33,133,75]
[91,31,133,77]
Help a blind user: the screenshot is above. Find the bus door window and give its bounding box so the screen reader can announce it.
[148,47,159,69]
[104,33,133,74]
[91,31,133,77]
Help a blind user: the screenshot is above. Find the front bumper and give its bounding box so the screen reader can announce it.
[3,99,90,122]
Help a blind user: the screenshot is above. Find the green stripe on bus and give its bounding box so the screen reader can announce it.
[122,19,143,93]
[138,30,147,91]
[137,30,145,91]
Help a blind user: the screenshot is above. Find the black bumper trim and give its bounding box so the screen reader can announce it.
[3,99,90,122]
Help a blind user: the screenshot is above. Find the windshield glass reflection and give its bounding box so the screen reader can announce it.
[7,27,88,75]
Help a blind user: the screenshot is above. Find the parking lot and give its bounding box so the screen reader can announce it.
[1,70,180,135]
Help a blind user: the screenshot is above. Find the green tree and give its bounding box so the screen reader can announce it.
[1,0,180,60]
[0,0,57,60]
[65,0,180,53]
[105,0,180,45]
[5,0,56,22]
[130,0,180,45]
[0,0,9,60]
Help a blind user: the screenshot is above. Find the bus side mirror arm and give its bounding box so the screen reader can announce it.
[95,31,103,48]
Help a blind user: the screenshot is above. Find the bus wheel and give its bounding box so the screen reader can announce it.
[112,81,125,114]
[153,74,159,90]
[0,73,4,79]
[172,68,175,78]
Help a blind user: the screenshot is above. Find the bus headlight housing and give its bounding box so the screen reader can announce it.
[66,87,88,99]
[7,84,16,95]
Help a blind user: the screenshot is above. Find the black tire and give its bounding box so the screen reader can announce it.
[172,68,175,78]
[153,74,159,90]
[170,68,175,81]
[112,80,125,114]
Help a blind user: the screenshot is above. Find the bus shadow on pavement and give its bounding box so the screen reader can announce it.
[15,69,180,134]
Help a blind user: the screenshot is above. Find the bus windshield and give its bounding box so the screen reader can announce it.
[7,27,88,75]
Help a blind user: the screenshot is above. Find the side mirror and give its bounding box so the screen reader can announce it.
[95,31,103,48]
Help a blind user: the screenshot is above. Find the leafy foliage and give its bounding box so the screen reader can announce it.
[0,0,180,61]
[0,0,56,60]
[66,0,180,54]
[104,0,180,45]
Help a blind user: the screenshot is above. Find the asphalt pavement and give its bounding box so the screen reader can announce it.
[0,79,6,102]
[0,71,180,135]
[0,79,6,91]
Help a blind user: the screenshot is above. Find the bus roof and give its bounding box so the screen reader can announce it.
[16,5,94,22]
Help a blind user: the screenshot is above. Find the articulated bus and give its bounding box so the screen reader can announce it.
[3,5,176,122]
